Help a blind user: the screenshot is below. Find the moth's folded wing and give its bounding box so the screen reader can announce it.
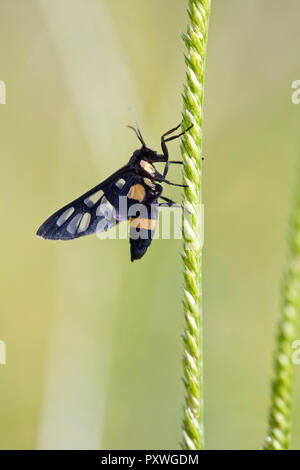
[36,186,120,240]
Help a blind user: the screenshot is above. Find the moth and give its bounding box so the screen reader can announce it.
[36,117,192,261]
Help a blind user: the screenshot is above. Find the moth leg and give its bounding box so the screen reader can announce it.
[161,123,182,160]
[159,196,189,213]
[133,166,187,188]
[150,156,183,180]
[149,184,163,203]
[159,178,187,188]
[159,196,178,205]
[162,160,183,179]
[161,123,193,178]
[161,123,182,139]
[163,124,193,144]
[159,202,187,211]
[151,155,183,165]
[151,154,167,163]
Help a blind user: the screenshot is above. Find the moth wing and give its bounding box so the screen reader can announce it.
[36,168,132,240]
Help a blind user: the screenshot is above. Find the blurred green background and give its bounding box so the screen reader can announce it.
[0,0,300,450]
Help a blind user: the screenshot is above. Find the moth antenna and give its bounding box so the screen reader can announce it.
[127,125,145,146]
[128,108,146,147]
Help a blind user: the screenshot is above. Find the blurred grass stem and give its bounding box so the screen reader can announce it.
[264,160,300,450]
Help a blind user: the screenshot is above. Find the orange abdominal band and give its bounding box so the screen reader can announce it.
[130,218,156,230]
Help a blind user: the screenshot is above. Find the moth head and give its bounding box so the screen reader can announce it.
[140,146,157,161]
[131,146,157,165]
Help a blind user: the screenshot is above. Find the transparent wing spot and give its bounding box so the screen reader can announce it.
[84,190,103,207]
[78,212,91,233]
[67,213,83,234]
[115,178,125,189]
[56,207,75,226]
[96,197,114,218]
[96,218,110,233]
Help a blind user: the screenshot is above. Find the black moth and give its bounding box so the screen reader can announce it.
[36,119,192,261]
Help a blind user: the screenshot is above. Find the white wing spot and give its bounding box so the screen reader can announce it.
[84,190,103,207]
[67,213,82,234]
[56,207,75,226]
[115,178,125,189]
[78,212,91,233]
[96,197,114,217]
